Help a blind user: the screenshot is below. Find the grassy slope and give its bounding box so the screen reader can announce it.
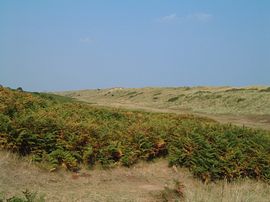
[1,87,270,201]
[1,86,270,181]
[57,86,270,129]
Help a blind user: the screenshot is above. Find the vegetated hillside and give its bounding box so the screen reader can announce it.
[1,86,270,183]
[57,86,270,115]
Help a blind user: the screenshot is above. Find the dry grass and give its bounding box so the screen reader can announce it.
[56,86,270,130]
[1,151,269,202]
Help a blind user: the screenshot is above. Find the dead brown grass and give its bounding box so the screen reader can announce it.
[1,151,269,202]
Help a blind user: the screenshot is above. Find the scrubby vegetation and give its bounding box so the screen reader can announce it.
[59,86,270,116]
[0,189,45,202]
[167,96,180,102]
[0,87,270,183]
[260,87,270,92]
[158,179,185,201]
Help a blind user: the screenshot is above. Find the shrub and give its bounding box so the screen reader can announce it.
[167,96,179,102]
[0,190,45,202]
[48,149,78,171]
[82,146,95,166]
[260,87,270,92]
[168,124,270,182]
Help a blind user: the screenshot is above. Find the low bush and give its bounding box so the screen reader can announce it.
[260,87,270,92]
[0,190,45,202]
[167,96,179,102]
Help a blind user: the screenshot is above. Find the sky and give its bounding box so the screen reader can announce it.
[0,0,269,92]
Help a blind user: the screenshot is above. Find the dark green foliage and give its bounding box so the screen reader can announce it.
[225,88,247,92]
[0,190,45,202]
[0,87,270,183]
[128,92,143,98]
[183,87,191,91]
[236,98,246,103]
[48,149,78,171]
[125,91,137,96]
[167,96,179,102]
[16,87,23,92]
[124,91,144,98]
[82,146,95,166]
[168,124,270,182]
[31,92,75,103]
[260,87,270,92]
[153,92,162,96]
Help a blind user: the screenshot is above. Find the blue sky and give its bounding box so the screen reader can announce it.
[0,0,269,91]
